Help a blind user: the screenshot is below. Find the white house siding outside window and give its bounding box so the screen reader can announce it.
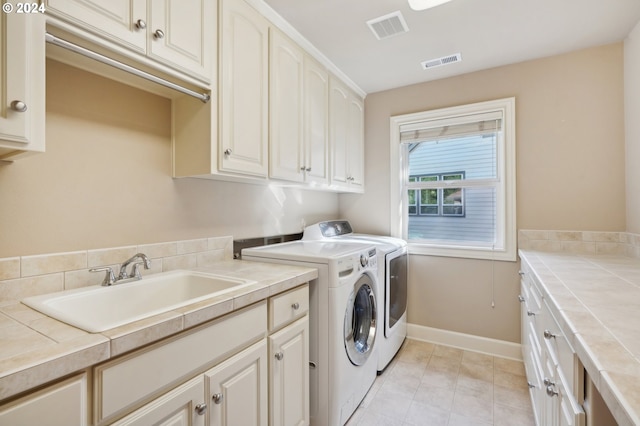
[389,98,516,261]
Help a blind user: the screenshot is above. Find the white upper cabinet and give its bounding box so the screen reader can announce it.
[329,77,364,192]
[219,0,270,177]
[269,29,305,183]
[269,29,330,186]
[45,0,213,83]
[0,3,45,160]
[303,57,330,186]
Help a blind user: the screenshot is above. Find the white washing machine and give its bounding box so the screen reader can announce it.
[242,240,379,426]
[303,221,408,372]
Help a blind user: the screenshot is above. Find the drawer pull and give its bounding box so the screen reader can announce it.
[291,302,300,310]
[546,385,559,397]
[518,295,525,303]
[527,310,537,317]
[212,393,224,404]
[10,100,27,112]
[195,403,207,415]
[135,19,146,30]
[543,329,558,339]
[275,352,284,361]
[518,270,525,277]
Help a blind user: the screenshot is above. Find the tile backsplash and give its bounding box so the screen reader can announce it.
[0,236,233,305]
[518,229,640,258]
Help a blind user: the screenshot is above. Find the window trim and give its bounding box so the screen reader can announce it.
[389,97,517,261]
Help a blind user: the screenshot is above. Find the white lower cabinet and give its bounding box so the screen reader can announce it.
[269,316,309,426]
[206,340,268,426]
[0,373,88,426]
[520,261,585,426]
[112,376,206,426]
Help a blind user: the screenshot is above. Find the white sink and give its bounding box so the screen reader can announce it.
[22,270,257,333]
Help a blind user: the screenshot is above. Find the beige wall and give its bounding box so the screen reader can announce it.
[340,43,626,343]
[626,21,640,233]
[0,60,339,258]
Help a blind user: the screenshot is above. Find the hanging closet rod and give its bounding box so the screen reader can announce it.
[45,33,211,103]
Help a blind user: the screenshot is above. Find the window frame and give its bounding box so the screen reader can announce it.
[408,172,466,217]
[389,97,517,261]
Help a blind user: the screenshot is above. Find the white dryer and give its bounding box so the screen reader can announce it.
[303,221,408,372]
[242,241,378,426]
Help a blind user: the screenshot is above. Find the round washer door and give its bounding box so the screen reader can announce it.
[344,273,377,366]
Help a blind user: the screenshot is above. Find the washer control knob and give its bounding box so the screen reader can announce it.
[360,254,368,267]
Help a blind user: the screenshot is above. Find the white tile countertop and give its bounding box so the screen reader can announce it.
[519,249,640,425]
[0,260,317,402]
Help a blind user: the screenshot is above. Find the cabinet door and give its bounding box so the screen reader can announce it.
[0,3,45,159]
[45,0,146,53]
[346,95,364,189]
[205,340,268,426]
[112,376,206,426]
[269,29,304,183]
[304,57,329,186]
[0,373,88,426]
[269,316,309,426]
[329,78,350,188]
[219,0,269,177]
[149,0,213,82]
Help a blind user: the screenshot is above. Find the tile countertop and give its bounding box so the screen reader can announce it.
[519,250,640,425]
[0,260,318,402]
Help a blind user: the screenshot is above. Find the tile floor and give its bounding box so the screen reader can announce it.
[346,339,536,426]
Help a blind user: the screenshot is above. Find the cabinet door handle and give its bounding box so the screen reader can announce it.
[518,270,525,277]
[275,352,284,360]
[291,302,300,310]
[518,295,525,303]
[543,377,555,387]
[212,393,224,404]
[195,403,207,415]
[546,385,558,397]
[135,19,146,30]
[527,310,536,316]
[543,329,558,339]
[224,148,232,156]
[154,29,165,39]
[10,100,27,112]
[527,381,535,389]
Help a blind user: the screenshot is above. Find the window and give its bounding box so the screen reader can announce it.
[408,172,465,217]
[389,98,516,261]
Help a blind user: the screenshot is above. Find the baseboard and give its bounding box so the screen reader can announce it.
[407,323,522,361]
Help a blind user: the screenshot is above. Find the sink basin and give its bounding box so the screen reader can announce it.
[22,270,257,332]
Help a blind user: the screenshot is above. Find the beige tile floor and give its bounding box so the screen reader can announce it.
[346,339,536,426]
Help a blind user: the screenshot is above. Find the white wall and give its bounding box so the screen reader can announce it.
[626,20,640,233]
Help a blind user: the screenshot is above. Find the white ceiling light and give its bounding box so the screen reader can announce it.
[408,0,453,11]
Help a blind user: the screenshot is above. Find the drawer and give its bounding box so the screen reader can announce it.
[94,301,267,424]
[269,284,309,332]
[542,301,576,391]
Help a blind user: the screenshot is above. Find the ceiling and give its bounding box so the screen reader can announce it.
[263,0,640,94]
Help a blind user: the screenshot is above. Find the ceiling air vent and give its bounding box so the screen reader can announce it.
[421,53,462,70]
[367,11,409,40]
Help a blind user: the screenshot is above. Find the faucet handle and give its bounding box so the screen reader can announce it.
[90,266,117,286]
[130,260,150,279]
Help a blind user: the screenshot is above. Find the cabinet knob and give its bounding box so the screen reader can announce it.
[291,302,300,310]
[306,167,311,172]
[195,403,207,415]
[275,352,284,361]
[154,29,165,39]
[224,148,232,156]
[518,270,525,277]
[135,19,146,30]
[212,393,224,404]
[543,377,555,387]
[10,100,27,112]
[546,385,559,397]
[527,310,536,317]
[517,295,525,303]
[543,329,558,339]
[527,381,535,389]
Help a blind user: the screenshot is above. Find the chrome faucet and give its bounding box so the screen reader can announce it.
[119,253,151,280]
[89,253,151,286]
